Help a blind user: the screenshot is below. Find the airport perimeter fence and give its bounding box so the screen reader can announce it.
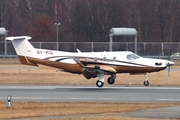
[0,41,180,58]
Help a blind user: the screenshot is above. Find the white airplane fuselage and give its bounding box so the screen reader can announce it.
[6,36,174,87]
[25,50,168,73]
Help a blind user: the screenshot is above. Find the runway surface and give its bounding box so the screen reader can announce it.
[0,85,180,103]
[1,85,180,119]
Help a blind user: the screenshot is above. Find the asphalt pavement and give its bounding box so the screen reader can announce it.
[0,85,180,119]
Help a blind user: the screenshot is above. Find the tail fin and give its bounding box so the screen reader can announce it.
[6,36,37,66]
[6,36,34,56]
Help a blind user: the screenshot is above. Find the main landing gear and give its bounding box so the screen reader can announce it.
[96,74,116,88]
[144,73,149,86]
[96,73,104,87]
[96,73,149,87]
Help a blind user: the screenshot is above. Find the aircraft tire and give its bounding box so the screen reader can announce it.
[107,77,115,84]
[96,80,104,87]
[144,81,149,86]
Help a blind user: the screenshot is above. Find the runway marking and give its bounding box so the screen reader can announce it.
[158,99,180,101]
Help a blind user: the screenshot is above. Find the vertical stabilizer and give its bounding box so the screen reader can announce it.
[6,36,35,56]
[6,36,37,66]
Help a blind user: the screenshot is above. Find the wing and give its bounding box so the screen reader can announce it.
[78,62,116,79]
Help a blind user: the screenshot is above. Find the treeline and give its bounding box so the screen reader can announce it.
[1,0,180,42]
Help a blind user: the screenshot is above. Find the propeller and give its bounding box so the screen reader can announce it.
[168,62,170,77]
[167,60,175,77]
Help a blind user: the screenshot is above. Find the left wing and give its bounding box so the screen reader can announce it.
[78,62,116,79]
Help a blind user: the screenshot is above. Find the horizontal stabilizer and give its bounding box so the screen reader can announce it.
[6,36,32,41]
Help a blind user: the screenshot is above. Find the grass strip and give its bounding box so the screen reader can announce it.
[0,101,180,119]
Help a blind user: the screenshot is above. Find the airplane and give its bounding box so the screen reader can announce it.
[6,36,174,87]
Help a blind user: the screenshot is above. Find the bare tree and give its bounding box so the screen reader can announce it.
[1,0,180,42]
[154,0,173,42]
[134,0,157,42]
[31,13,56,41]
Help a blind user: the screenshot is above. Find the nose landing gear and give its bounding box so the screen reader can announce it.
[144,73,149,86]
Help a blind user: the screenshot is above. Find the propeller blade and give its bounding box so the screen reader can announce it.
[167,61,174,77]
[168,65,170,77]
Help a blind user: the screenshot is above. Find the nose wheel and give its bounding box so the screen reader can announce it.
[144,81,149,86]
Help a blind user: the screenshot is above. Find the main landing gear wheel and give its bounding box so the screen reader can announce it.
[107,77,115,84]
[96,80,104,88]
[144,81,149,86]
[107,74,116,85]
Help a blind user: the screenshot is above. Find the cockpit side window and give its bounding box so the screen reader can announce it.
[127,54,140,60]
[127,54,134,60]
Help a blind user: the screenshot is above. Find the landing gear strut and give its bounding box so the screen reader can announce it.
[107,74,116,85]
[96,73,104,88]
[144,73,149,86]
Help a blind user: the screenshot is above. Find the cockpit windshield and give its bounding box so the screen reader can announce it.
[127,54,140,60]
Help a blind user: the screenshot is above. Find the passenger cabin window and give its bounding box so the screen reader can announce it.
[127,54,140,60]
[94,57,97,62]
[85,57,88,62]
[76,57,80,63]
[103,57,106,61]
[113,56,116,61]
